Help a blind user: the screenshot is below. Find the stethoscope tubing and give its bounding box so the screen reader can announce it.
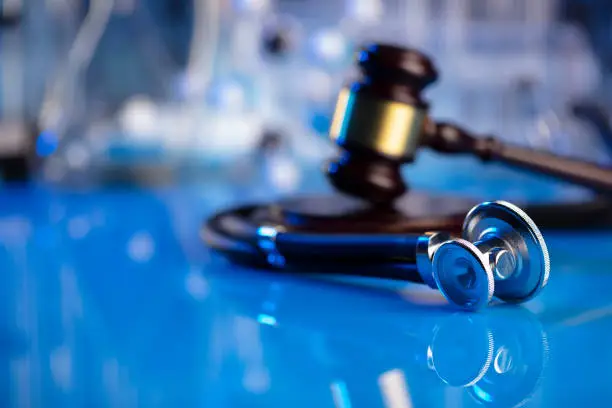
[203,204,424,282]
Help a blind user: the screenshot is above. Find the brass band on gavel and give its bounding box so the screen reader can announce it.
[329,87,428,162]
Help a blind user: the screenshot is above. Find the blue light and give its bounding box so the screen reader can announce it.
[310,112,331,135]
[36,130,58,157]
[331,381,352,408]
[262,300,277,312]
[472,385,493,402]
[257,226,276,251]
[257,313,277,327]
[357,50,368,63]
[266,253,285,268]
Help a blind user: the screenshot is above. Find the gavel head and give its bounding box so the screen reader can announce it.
[325,43,439,205]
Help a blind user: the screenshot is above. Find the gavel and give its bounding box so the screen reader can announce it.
[326,43,612,206]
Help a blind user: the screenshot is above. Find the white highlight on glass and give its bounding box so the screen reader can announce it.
[49,345,73,391]
[426,346,435,370]
[234,317,271,394]
[472,384,493,402]
[195,113,263,157]
[119,96,160,142]
[127,231,155,263]
[560,303,612,327]
[102,358,138,407]
[68,216,91,240]
[65,141,91,169]
[256,314,277,327]
[234,0,271,13]
[0,217,31,244]
[304,69,334,102]
[60,266,84,328]
[212,80,247,111]
[312,30,348,63]
[345,0,383,23]
[494,346,513,374]
[185,270,210,301]
[378,369,413,408]
[39,0,115,137]
[331,381,352,408]
[266,155,301,193]
[243,366,271,394]
[11,357,33,408]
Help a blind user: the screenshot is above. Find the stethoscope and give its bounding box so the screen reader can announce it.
[203,200,550,311]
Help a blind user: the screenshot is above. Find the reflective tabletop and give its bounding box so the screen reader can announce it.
[0,177,611,408]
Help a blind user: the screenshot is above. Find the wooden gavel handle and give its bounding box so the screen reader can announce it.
[423,122,612,195]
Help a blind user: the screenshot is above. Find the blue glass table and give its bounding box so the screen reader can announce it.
[0,168,610,407]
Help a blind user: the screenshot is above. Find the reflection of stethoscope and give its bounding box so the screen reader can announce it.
[203,200,550,311]
[210,270,548,407]
[431,310,548,407]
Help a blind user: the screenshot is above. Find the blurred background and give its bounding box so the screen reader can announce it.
[2,1,612,407]
[1,0,612,201]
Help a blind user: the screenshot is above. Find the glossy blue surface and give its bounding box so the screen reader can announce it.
[0,179,611,407]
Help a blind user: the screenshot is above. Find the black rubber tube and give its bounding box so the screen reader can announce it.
[203,205,424,283]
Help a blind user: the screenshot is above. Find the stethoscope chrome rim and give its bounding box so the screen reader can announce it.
[462,200,550,303]
[432,239,495,311]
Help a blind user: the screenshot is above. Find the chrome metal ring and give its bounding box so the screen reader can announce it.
[432,239,495,311]
[462,200,550,303]
[416,232,451,288]
[257,225,286,268]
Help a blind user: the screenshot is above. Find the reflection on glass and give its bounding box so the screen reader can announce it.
[378,369,413,408]
[210,270,548,408]
[331,380,352,408]
[0,188,551,407]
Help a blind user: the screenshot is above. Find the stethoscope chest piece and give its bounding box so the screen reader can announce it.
[461,201,550,303]
[432,239,495,311]
[204,198,550,311]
